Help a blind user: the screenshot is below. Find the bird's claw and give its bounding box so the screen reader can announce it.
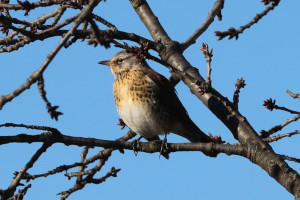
[159,135,170,159]
[117,118,126,130]
[131,136,143,156]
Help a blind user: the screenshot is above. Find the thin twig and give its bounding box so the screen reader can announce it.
[88,18,111,48]
[181,0,224,50]
[233,78,246,110]
[0,0,100,110]
[0,0,64,11]
[5,131,136,182]
[264,131,300,143]
[0,123,60,133]
[0,3,63,43]
[38,14,79,36]
[37,76,63,120]
[87,167,121,184]
[50,6,67,26]
[58,132,136,200]
[77,147,89,182]
[215,1,280,40]
[199,43,213,87]
[2,143,51,199]
[263,98,300,115]
[11,184,31,200]
[260,115,300,138]
[92,14,118,31]
[280,154,300,164]
[275,106,300,115]
[286,89,300,99]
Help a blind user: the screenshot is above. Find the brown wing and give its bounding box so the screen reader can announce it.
[143,69,189,121]
[144,69,211,143]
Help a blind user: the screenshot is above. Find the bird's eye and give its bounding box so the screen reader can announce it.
[116,58,125,63]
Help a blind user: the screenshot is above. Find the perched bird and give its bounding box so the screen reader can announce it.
[99,51,211,145]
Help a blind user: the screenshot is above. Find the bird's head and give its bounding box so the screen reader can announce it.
[99,51,150,77]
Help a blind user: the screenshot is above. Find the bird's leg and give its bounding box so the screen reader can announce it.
[117,118,126,130]
[131,136,143,156]
[159,134,170,159]
[117,118,127,154]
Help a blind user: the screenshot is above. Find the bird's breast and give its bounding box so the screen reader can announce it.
[113,71,154,107]
[112,71,169,138]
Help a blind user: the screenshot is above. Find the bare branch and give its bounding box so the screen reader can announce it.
[37,76,63,120]
[264,131,300,143]
[0,0,64,12]
[58,132,136,200]
[215,1,280,40]
[0,123,60,133]
[87,167,121,184]
[37,14,79,36]
[263,98,300,114]
[58,153,112,199]
[50,6,67,26]
[88,18,112,48]
[200,43,213,87]
[92,14,118,31]
[181,0,224,50]
[287,89,300,99]
[129,0,171,43]
[0,6,65,48]
[261,115,300,138]
[11,184,31,200]
[0,130,244,158]
[2,143,51,199]
[233,78,246,110]
[280,155,300,164]
[77,146,89,182]
[0,0,100,110]
[11,132,136,184]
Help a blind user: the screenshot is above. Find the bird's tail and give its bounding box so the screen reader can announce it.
[174,120,211,143]
[173,121,217,157]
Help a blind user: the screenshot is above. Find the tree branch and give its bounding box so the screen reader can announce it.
[58,131,135,200]
[261,115,300,138]
[263,98,300,114]
[233,78,246,110]
[0,128,244,158]
[200,43,213,87]
[37,76,63,120]
[129,1,300,197]
[0,0,101,110]
[181,0,225,50]
[215,1,280,40]
[280,155,300,164]
[0,0,64,12]
[264,131,300,143]
[2,143,51,199]
[287,89,300,99]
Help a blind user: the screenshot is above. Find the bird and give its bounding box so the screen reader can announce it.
[99,51,212,152]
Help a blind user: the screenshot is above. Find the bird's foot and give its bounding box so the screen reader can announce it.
[117,118,126,130]
[131,136,143,156]
[159,135,170,159]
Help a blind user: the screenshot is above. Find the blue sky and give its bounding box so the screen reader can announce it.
[0,0,300,199]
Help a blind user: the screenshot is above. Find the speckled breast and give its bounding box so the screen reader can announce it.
[113,70,172,139]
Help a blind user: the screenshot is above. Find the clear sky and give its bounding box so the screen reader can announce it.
[1,1,300,200]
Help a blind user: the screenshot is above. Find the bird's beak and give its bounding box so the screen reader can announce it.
[98,60,111,66]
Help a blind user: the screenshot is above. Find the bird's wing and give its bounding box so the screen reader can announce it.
[143,69,190,122]
[144,69,211,143]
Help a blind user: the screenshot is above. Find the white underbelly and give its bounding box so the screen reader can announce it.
[117,100,165,138]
